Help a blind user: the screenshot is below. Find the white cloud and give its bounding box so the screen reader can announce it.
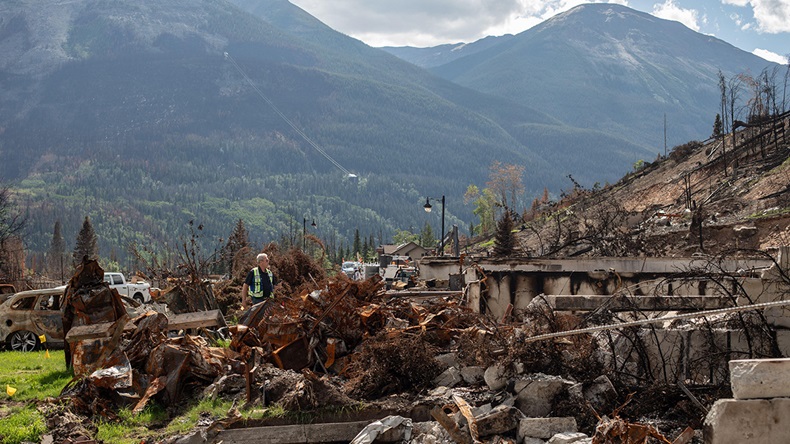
[291,0,640,47]
[751,0,790,33]
[651,0,701,31]
[753,48,788,63]
[722,0,790,33]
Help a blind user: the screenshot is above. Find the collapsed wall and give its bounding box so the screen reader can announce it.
[422,248,790,385]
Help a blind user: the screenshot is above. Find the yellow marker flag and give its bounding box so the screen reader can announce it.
[6,385,16,396]
[45,349,51,359]
[39,334,47,343]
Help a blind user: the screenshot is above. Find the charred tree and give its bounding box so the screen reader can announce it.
[493,209,516,257]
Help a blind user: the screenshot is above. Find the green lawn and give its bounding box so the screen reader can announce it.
[0,349,289,444]
[0,350,71,444]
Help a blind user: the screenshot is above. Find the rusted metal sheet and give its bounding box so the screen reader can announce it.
[63,259,128,371]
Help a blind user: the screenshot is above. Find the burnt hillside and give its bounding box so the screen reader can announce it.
[504,111,790,258]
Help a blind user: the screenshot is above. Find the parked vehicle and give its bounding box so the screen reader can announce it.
[0,286,67,351]
[382,266,417,289]
[341,261,360,278]
[103,272,152,303]
[0,286,145,352]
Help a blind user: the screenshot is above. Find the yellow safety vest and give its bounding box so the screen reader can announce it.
[251,267,274,299]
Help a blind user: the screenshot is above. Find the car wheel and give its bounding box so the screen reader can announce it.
[9,330,39,352]
[133,293,145,304]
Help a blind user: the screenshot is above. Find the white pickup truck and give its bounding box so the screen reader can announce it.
[103,272,152,303]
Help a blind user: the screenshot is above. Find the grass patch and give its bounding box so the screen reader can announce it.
[0,350,324,443]
[0,404,47,444]
[0,350,72,400]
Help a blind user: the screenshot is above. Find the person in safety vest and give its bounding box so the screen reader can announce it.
[241,253,278,309]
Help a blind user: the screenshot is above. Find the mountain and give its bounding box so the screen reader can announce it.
[380,35,515,68]
[396,4,779,154]
[2,1,780,270]
[0,0,568,267]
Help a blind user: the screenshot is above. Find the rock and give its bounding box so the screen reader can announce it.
[518,417,578,439]
[484,363,509,391]
[546,432,588,444]
[733,225,757,238]
[522,438,546,444]
[411,421,453,444]
[585,375,617,407]
[513,374,574,417]
[434,366,463,388]
[460,366,485,384]
[435,352,459,369]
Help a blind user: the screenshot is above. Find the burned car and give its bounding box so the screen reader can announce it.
[1,285,144,352]
[0,286,67,351]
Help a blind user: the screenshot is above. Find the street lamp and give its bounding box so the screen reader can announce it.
[303,217,317,250]
[423,195,445,256]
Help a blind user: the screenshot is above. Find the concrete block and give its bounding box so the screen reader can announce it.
[704,398,790,443]
[435,352,459,369]
[580,376,616,412]
[486,276,511,320]
[475,405,519,437]
[730,358,790,399]
[546,432,588,444]
[514,374,573,417]
[466,281,482,313]
[484,363,509,391]
[514,275,538,312]
[460,366,485,384]
[518,417,577,439]
[434,366,463,388]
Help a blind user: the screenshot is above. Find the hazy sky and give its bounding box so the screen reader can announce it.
[289,0,789,64]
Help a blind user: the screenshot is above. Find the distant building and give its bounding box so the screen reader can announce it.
[377,242,428,268]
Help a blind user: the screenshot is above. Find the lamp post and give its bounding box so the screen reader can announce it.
[423,195,445,256]
[303,217,317,250]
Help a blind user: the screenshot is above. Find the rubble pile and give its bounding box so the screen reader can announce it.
[49,254,724,443]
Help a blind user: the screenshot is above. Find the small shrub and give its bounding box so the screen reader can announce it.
[669,141,702,161]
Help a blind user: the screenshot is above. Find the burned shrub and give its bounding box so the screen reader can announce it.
[344,332,442,399]
[669,141,702,161]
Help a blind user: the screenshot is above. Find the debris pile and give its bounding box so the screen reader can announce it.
[49,252,730,443]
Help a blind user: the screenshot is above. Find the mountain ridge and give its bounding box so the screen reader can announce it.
[1,0,783,269]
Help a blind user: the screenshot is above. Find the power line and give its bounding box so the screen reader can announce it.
[224,52,356,178]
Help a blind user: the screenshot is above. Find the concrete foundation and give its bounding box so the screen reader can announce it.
[704,398,790,444]
[729,358,790,399]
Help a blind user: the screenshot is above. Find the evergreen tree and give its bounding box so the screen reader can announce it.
[712,113,723,138]
[72,216,98,267]
[420,221,436,247]
[353,228,361,259]
[362,236,369,261]
[47,220,67,283]
[493,210,516,257]
[368,234,376,261]
[223,218,249,274]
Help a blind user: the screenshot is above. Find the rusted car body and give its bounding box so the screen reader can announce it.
[0,284,144,352]
[0,286,67,351]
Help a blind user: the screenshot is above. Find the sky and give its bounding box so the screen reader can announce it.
[289,0,789,64]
